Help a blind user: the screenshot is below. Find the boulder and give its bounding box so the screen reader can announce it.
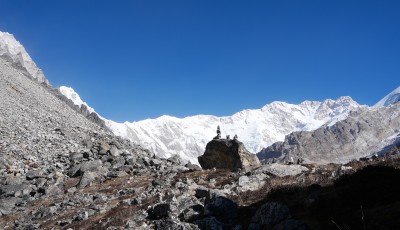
[254,164,309,177]
[0,197,18,216]
[204,196,238,224]
[147,203,171,220]
[252,202,290,227]
[198,139,260,172]
[194,217,224,230]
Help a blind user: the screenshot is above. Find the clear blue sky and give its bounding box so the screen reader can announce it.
[0,0,399,122]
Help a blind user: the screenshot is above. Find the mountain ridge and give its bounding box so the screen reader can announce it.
[59,85,362,164]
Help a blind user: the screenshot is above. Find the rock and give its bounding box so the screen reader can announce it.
[195,188,208,199]
[255,164,309,177]
[74,211,89,221]
[179,203,203,222]
[152,178,166,187]
[252,202,290,227]
[147,203,171,220]
[67,165,82,177]
[204,196,238,224]
[80,159,103,172]
[78,171,100,188]
[0,183,32,197]
[150,159,163,167]
[0,197,18,216]
[99,143,110,155]
[167,155,183,165]
[109,145,120,156]
[153,219,199,230]
[26,170,46,180]
[194,217,224,230]
[70,152,83,161]
[186,162,202,171]
[237,174,267,192]
[45,184,63,196]
[272,219,308,230]
[198,139,260,172]
[107,170,128,178]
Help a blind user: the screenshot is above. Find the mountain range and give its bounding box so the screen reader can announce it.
[1,30,399,165]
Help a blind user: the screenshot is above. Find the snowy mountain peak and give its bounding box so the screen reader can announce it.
[375,86,400,107]
[0,31,49,85]
[58,86,96,114]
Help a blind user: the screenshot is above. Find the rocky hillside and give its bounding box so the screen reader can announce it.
[258,104,400,164]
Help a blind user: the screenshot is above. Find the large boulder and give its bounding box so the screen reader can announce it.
[198,139,260,171]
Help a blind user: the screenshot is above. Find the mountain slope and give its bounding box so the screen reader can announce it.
[375,86,400,107]
[0,31,49,85]
[257,103,400,164]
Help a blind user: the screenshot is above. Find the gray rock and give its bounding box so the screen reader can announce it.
[198,139,260,172]
[80,159,103,172]
[255,164,309,177]
[0,197,18,215]
[237,174,267,192]
[109,145,120,157]
[70,152,83,161]
[167,155,183,165]
[0,183,32,197]
[78,171,100,188]
[26,170,46,180]
[152,178,166,187]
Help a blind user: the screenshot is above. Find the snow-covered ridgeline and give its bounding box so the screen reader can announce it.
[100,97,361,164]
[375,86,400,107]
[0,31,49,85]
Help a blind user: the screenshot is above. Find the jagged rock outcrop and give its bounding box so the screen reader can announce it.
[258,104,400,164]
[198,139,260,171]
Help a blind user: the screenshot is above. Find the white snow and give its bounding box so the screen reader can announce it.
[59,86,96,114]
[374,86,400,107]
[0,31,49,85]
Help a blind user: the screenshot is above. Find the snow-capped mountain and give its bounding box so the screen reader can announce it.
[375,86,400,107]
[58,86,96,114]
[101,97,361,164]
[57,84,362,164]
[0,31,49,85]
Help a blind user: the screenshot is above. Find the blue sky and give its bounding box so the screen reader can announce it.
[0,0,399,122]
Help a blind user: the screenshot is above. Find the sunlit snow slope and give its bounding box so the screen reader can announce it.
[0,31,49,85]
[375,86,400,107]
